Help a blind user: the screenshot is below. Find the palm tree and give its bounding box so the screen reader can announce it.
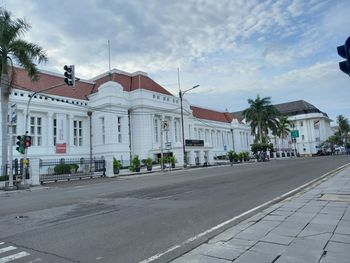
[275,115,291,153]
[337,115,349,149]
[243,95,280,143]
[0,9,48,168]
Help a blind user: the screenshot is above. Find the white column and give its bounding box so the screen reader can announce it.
[105,155,114,177]
[29,158,40,186]
[69,114,74,148]
[47,112,53,148]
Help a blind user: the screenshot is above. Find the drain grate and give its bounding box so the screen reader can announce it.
[319,194,350,202]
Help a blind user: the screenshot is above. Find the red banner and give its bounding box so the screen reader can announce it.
[56,143,67,154]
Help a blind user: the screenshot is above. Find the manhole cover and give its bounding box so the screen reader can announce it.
[319,194,350,202]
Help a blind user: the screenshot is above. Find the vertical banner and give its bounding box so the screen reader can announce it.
[56,113,67,153]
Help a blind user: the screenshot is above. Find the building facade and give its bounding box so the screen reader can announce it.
[0,67,253,167]
[233,100,333,157]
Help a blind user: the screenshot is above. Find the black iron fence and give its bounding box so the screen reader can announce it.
[39,158,105,184]
[0,159,29,180]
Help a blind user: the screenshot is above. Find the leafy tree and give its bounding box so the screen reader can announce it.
[0,9,47,167]
[243,95,279,143]
[337,115,349,148]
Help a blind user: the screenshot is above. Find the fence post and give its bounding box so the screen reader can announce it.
[29,158,40,186]
[105,155,114,177]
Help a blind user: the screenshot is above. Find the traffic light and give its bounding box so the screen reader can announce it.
[24,136,32,148]
[16,135,25,154]
[337,37,350,76]
[63,65,75,87]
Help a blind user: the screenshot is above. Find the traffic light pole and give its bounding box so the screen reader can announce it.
[21,82,66,186]
[8,123,14,188]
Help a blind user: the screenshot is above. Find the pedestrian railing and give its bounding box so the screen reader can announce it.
[39,158,105,184]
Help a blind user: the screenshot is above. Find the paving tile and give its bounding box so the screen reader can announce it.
[234,221,280,240]
[260,233,294,245]
[208,227,242,243]
[270,221,307,237]
[335,220,350,235]
[330,233,350,244]
[298,223,336,237]
[319,251,350,263]
[281,243,324,262]
[261,215,287,221]
[233,249,279,263]
[172,254,231,263]
[202,243,243,261]
[275,255,314,263]
[325,241,350,257]
[250,241,287,254]
[225,238,256,251]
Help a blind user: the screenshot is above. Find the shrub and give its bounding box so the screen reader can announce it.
[169,156,176,165]
[54,163,78,174]
[113,158,121,169]
[0,175,9,181]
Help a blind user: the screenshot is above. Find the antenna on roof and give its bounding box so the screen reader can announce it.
[177,68,181,93]
[108,40,112,81]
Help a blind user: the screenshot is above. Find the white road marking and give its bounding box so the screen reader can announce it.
[0,251,30,263]
[139,163,350,263]
[26,258,42,263]
[0,243,4,245]
[0,246,16,254]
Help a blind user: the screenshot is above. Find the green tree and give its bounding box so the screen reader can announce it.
[275,115,291,150]
[337,115,349,149]
[0,9,47,167]
[243,95,279,143]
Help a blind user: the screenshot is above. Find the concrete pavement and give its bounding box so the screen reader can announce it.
[172,165,350,263]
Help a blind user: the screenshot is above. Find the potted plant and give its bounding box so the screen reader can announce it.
[113,158,121,174]
[238,152,244,162]
[129,155,141,172]
[227,150,235,165]
[145,157,153,171]
[159,157,166,169]
[169,156,176,168]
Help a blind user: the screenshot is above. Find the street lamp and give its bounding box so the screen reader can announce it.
[179,84,199,167]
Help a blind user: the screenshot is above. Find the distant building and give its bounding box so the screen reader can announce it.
[233,100,333,157]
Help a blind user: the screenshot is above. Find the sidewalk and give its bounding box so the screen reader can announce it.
[172,165,350,263]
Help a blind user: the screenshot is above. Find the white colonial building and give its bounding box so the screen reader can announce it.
[233,100,333,157]
[0,67,253,168]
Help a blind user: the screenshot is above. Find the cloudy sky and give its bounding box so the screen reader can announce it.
[2,0,350,122]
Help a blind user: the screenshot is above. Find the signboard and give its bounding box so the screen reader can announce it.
[165,142,172,150]
[291,130,299,138]
[185,139,204,147]
[56,143,67,154]
[56,113,67,153]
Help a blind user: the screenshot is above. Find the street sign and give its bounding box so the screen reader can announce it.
[291,130,299,138]
[165,142,172,150]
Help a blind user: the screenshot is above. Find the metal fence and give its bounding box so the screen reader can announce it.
[39,158,105,184]
[0,159,29,179]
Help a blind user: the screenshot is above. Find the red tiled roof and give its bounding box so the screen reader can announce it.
[190,106,234,123]
[92,72,173,96]
[10,67,94,100]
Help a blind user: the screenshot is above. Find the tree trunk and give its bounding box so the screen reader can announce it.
[258,120,262,143]
[0,74,10,171]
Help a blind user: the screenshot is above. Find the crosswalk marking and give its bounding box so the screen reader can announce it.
[0,251,30,263]
[0,246,16,254]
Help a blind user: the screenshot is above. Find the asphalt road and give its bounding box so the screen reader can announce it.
[0,156,349,263]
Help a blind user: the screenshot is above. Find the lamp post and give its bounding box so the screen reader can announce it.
[179,84,199,167]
